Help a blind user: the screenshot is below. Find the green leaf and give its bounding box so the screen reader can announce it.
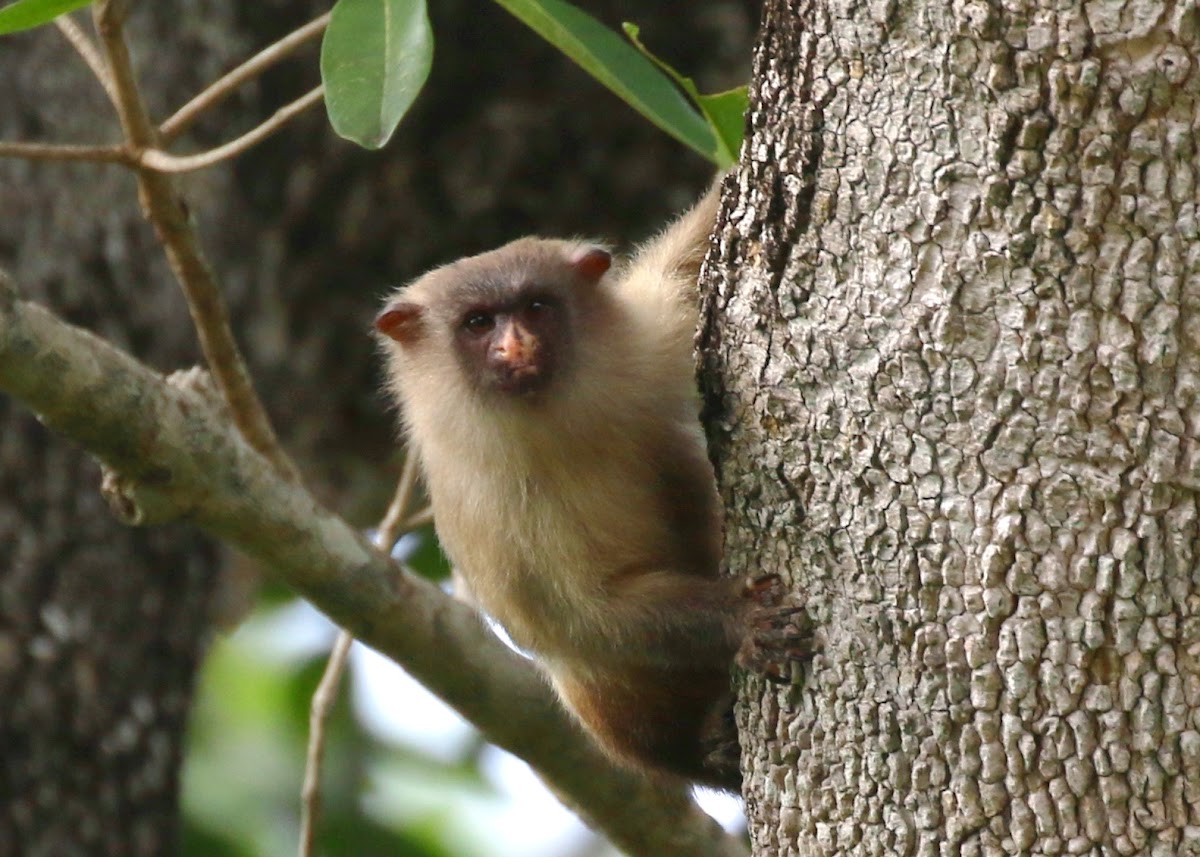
[623,23,747,168]
[694,88,750,167]
[321,0,433,149]
[0,0,92,35]
[489,0,721,164]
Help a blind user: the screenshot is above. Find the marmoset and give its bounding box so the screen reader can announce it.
[375,184,802,791]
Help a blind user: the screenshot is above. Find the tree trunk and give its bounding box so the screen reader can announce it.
[704,0,1200,853]
[0,8,231,854]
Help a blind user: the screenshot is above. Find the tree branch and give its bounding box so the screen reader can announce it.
[159,12,330,144]
[0,141,129,163]
[92,0,299,482]
[140,87,324,174]
[0,273,748,857]
[54,14,118,108]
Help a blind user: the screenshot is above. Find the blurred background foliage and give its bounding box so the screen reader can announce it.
[1,1,756,854]
[180,533,636,857]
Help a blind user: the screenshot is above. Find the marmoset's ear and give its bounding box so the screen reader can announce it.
[374,301,424,345]
[569,246,612,283]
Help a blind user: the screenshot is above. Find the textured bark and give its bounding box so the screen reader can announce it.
[703,0,1200,853]
[0,9,230,855]
[0,2,754,854]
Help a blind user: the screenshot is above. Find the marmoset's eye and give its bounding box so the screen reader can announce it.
[462,312,495,334]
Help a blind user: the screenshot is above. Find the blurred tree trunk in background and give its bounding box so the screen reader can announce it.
[0,1,756,853]
[705,0,1200,853]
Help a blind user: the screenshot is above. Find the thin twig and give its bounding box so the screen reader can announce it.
[160,12,330,144]
[0,141,129,163]
[298,456,428,857]
[389,453,423,538]
[54,14,118,108]
[401,507,435,530]
[141,87,324,174]
[92,0,300,483]
[297,629,353,857]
